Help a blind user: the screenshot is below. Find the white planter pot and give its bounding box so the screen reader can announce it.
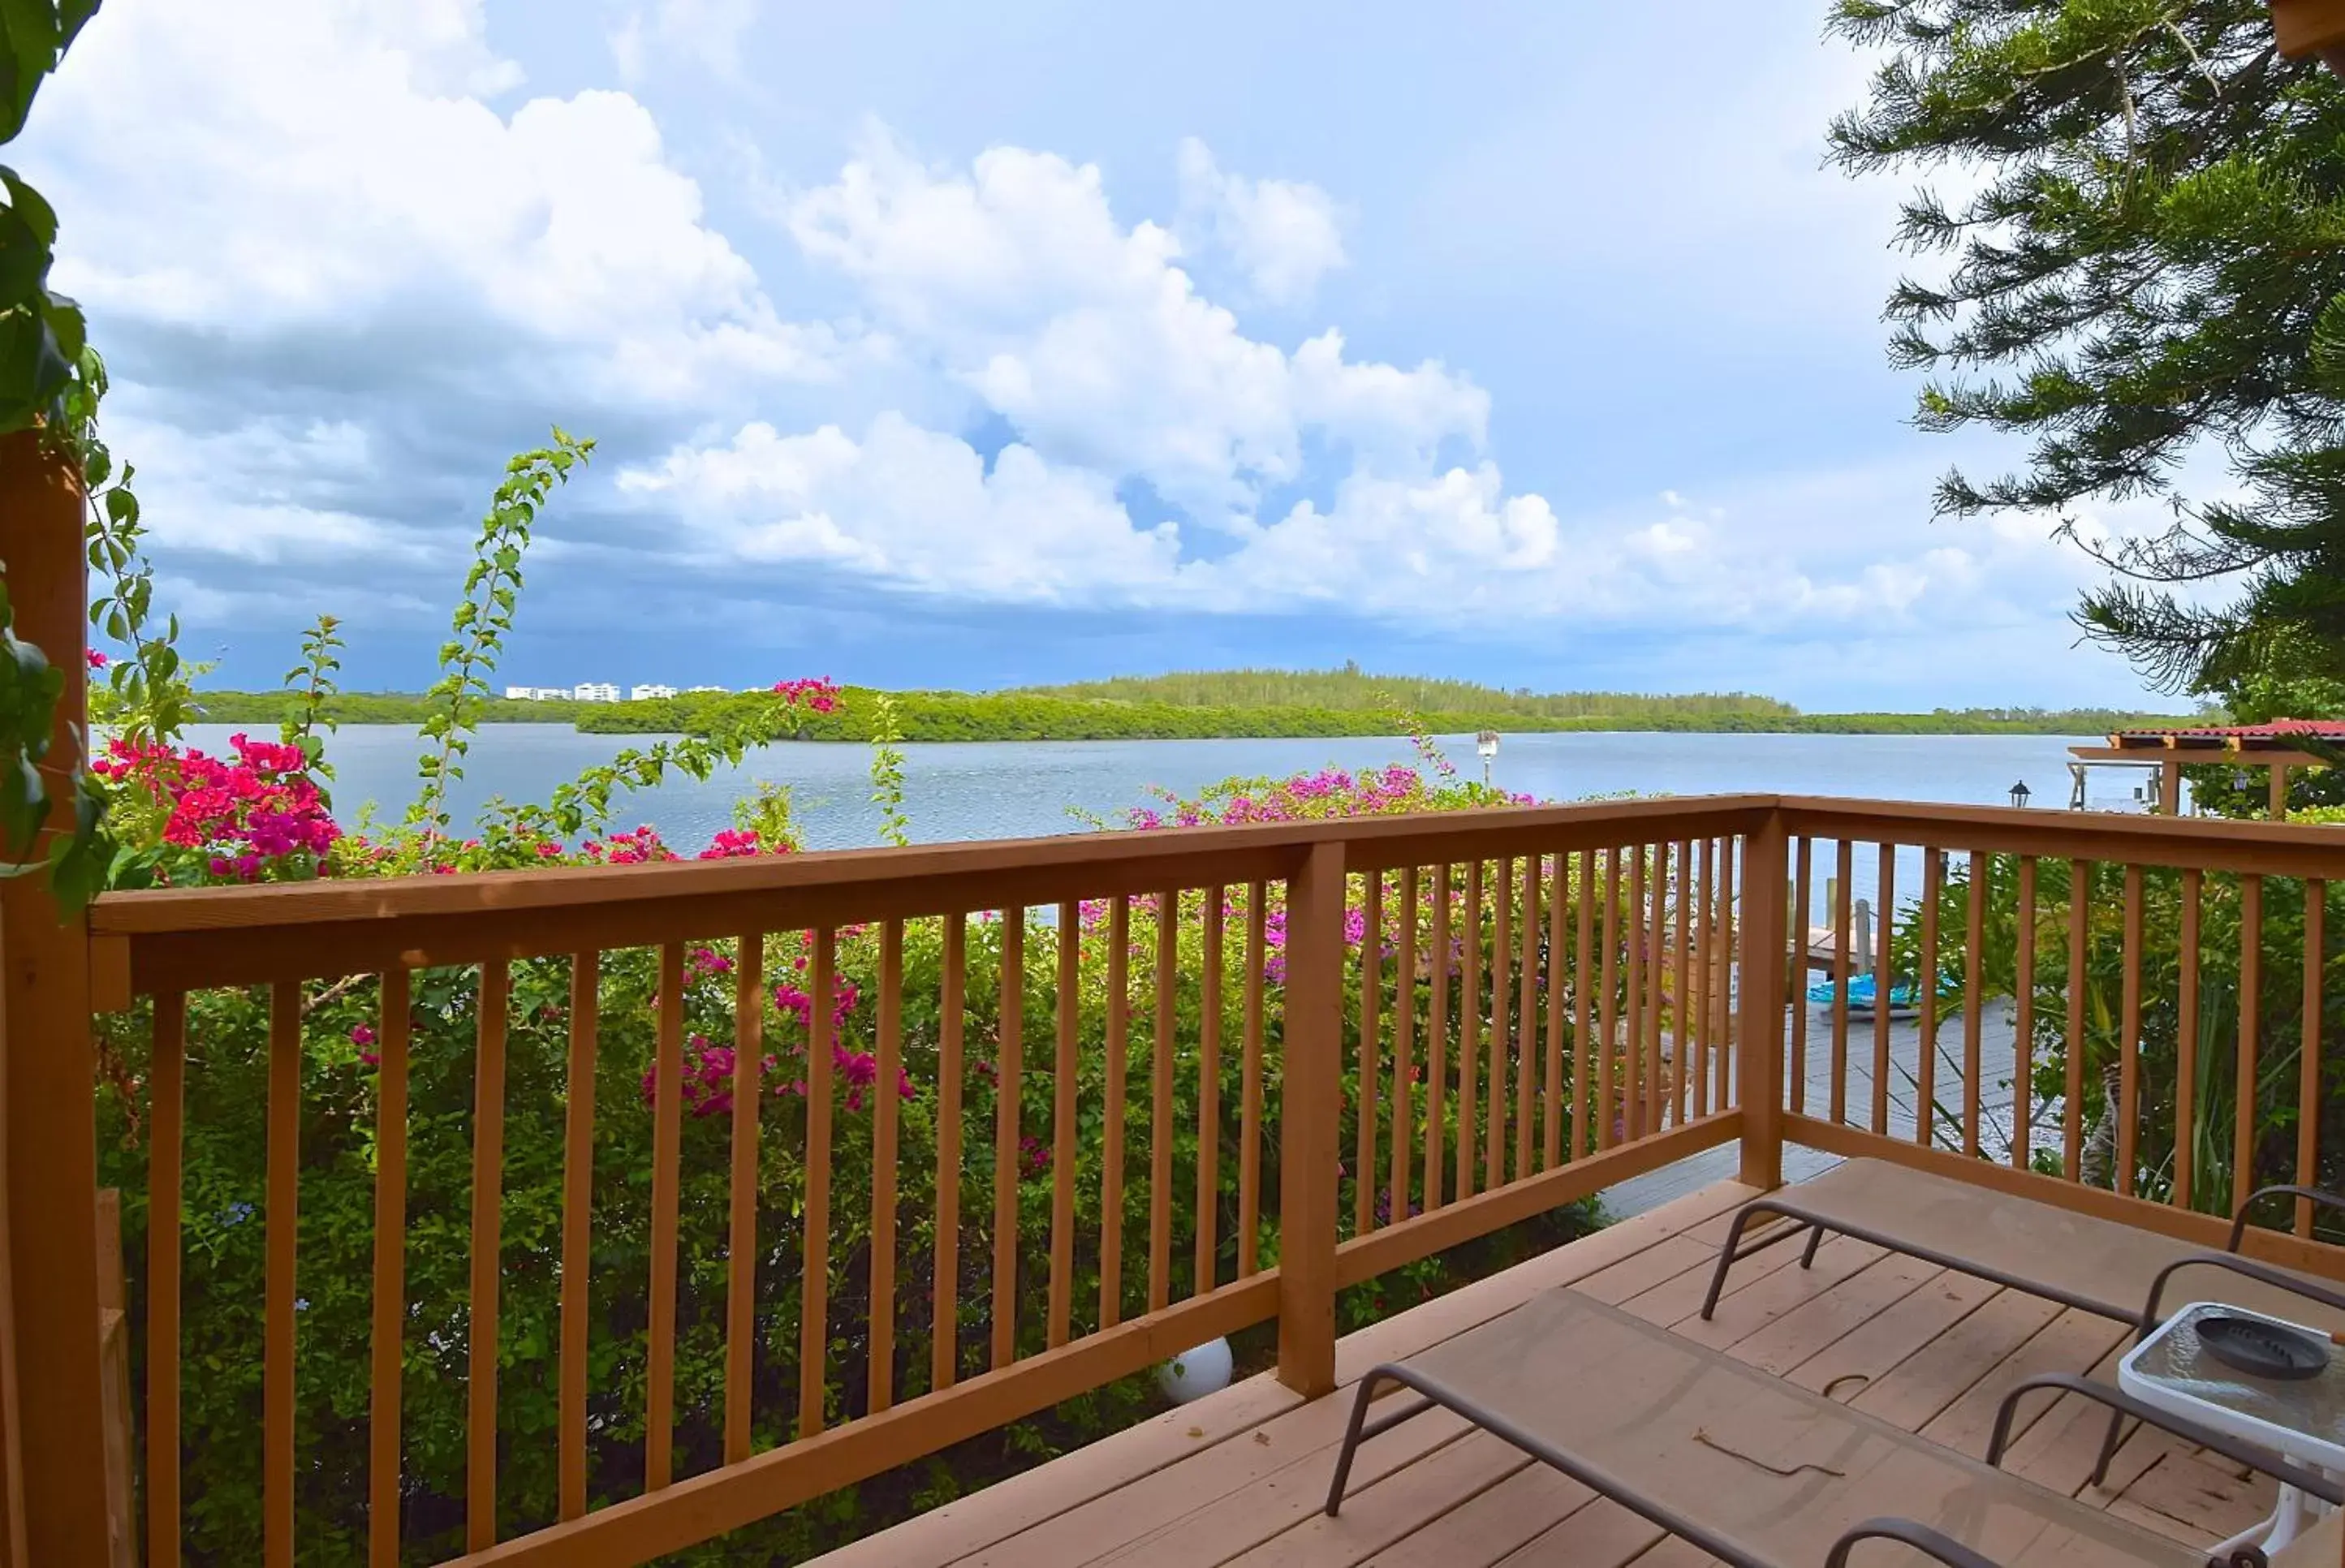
[1157,1337,1234,1404]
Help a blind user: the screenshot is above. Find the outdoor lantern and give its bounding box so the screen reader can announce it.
[2009,780,2031,809]
[1476,729,1500,786]
[2274,0,2345,75]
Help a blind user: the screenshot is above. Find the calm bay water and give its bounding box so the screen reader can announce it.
[184,723,2115,873]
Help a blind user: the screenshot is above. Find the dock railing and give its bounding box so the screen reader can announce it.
[11,787,2345,1565]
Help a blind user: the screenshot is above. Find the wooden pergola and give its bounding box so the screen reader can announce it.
[2070,720,2345,819]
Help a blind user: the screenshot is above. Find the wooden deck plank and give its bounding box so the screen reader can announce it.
[1916,1307,2129,1460]
[1035,1410,1474,1568]
[1718,1248,1945,1376]
[1608,1225,1820,1328]
[1846,1286,2063,1432]
[807,1375,1304,1568]
[1365,1467,1597,1568]
[1331,1183,1761,1380]
[1995,1338,2162,1501]
[1782,1267,1999,1404]
[1222,1431,1528,1567]
[1668,1235,1888,1349]
[1491,1497,1666,1567]
[2106,1450,2274,1544]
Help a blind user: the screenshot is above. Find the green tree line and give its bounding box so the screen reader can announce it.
[180,684,2189,741]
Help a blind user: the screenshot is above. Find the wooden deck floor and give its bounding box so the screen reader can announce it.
[809,1177,2302,1568]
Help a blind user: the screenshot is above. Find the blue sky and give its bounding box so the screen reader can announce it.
[23,1,2188,710]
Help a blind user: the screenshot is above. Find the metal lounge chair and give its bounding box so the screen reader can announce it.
[1697,1162,2345,1487]
[1325,1290,2341,1567]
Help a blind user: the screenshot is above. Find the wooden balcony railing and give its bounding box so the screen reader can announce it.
[6,791,2345,1566]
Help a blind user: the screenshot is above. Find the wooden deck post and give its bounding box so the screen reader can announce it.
[1276,840,1345,1398]
[0,429,115,1566]
[1735,813,1790,1191]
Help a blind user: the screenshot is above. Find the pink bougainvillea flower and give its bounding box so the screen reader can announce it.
[694,825,769,862]
[771,677,843,714]
[582,825,676,866]
[96,731,340,883]
[85,648,108,669]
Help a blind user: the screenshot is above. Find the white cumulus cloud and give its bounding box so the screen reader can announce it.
[1176,137,1349,306]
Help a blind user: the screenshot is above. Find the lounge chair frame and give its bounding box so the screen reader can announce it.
[1325,1313,2339,1568]
[1701,1175,2345,1493]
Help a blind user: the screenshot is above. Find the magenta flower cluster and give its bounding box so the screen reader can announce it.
[771,677,843,713]
[94,732,340,882]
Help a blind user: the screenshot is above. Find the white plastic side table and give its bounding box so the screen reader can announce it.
[2119,1301,2345,1557]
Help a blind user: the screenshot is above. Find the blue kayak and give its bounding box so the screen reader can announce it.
[1806,972,1924,1014]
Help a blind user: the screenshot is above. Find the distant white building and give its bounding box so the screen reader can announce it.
[504,685,571,701]
[683,684,726,695]
[573,682,621,702]
[630,683,679,701]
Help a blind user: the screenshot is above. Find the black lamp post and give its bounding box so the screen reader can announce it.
[2009,780,2031,809]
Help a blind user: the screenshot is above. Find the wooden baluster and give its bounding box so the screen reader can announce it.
[468,962,511,1549]
[933,909,961,1387]
[1737,817,1790,1190]
[1643,846,1666,1136]
[1597,848,1619,1149]
[1277,842,1345,1399]
[1425,865,1451,1209]
[800,930,837,1437]
[1572,851,1595,1157]
[368,973,412,1564]
[730,933,767,1454]
[2175,872,2202,1210]
[1104,898,1131,1311]
[1150,891,1177,1312]
[265,982,301,1568]
[1392,868,1419,1213]
[1196,891,1224,1286]
[2236,877,2263,1217]
[648,944,683,1485]
[1832,840,1853,1125]
[1916,850,1942,1148]
[1716,838,1738,1111]
[1791,838,1814,1123]
[1964,853,1989,1161]
[148,992,187,1568]
[1050,905,1080,1347]
[1459,859,1483,1199]
[1671,842,1692,1127]
[1357,872,1382,1233]
[1485,859,1508,1190]
[2064,863,2089,1184]
[1545,856,1570,1167]
[2300,881,2326,1238]
[1873,847,1895,1135]
[2013,862,2037,1174]
[1623,848,1646,1141]
[1238,887,1265,1277]
[1690,841,1711,1120]
[557,957,596,1521]
[2117,867,2144,1195]
[993,908,1024,1368]
[934,916,966,1390]
[870,922,903,1405]
[1515,854,1539,1174]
